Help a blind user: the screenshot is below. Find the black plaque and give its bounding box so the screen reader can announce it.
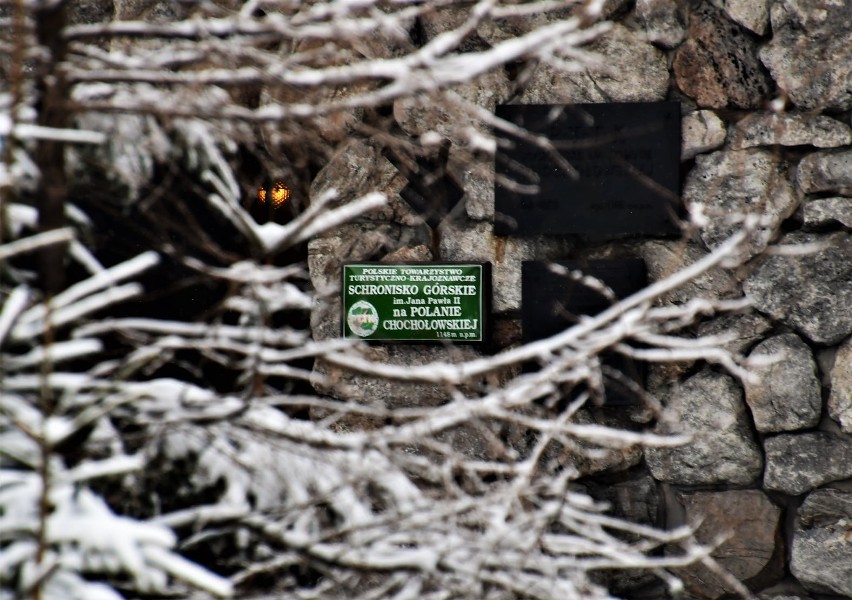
[522,259,648,405]
[495,102,681,237]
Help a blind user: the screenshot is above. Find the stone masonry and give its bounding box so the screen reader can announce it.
[307,0,852,597]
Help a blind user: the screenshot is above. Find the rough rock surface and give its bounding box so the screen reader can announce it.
[675,490,782,598]
[729,113,852,150]
[763,432,852,495]
[634,0,686,48]
[791,489,852,596]
[630,240,740,304]
[646,369,762,486]
[710,0,770,34]
[745,232,852,345]
[829,338,852,433]
[744,333,822,433]
[696,311,773,354]
[682,110,727,160]
[462,161,495,221]
[673,4,771,108]
[439,221,574,312]
[802,197,852,229]
[796,150,852,195]
[309,140,418,226]
[515,25,669,104]
[313,344,483,408]
[684,149,798,257]
[760,0,852,111]
[393,69,511,145]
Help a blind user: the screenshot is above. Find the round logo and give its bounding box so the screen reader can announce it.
[347,300,379,337]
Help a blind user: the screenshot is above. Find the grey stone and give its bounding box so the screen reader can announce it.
[802,197,852,229]
[477,1,628,45]
[462,161,495,221]
[696,311,773,355]
[745,232,852,345]
[646,369,763,486]
[557,410,644,476]
[634,0,686,48]
[796,150,852,195]
[309,139,418,226]
[710,0,770,34]
[439,221,574,313]
[759,0,852,111]
[630,240,740,304]
[393,69,511,145]
[764,432,852,495]
[829,338,852,433]
[744,333,822,433]
[682,110,727,160]
[515,25,668,104]
[673,4,771,109]
[758,596,813,600]
[313,344,483,408]
[590,472,660,527]
[729,113,852,150]
[674,490,782,598]
[114,0,190,21]
[684,149,798,258]
[69,0,114,24]
[791,489,852,596]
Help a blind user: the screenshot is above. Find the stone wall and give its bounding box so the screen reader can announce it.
[308,0,852,597]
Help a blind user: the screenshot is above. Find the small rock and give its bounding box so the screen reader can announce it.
[802,197,852,229]
[646,369,763,486]
[759,0,852,111]
[673,4,771,109]
[763,432,852,495]
[745,232,852,345]
[829,338,852,432]
[729,113,852,150]
[674,490,782,598]
[634,0,686,48]
[744,333,821,433]
[791,489,852,596]
[710,0,770,34]
[682,110,727,160]
[684,149,798,258]
[796,150,852,195]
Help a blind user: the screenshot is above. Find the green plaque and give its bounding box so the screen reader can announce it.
[342,263,490,342]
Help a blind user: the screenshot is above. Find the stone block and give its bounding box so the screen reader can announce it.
[745,232,852,345]
[791,489,852,596]
[674,490,782,598]
[646,369,763,486]
[764,432,852,495]
[745,333,822,433]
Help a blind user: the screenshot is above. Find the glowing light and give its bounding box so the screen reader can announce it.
[270,182,290,207]
[257,181,290,207]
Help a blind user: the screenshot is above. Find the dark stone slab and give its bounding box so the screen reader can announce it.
[522,258,647,404]
[494,102,681,237]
